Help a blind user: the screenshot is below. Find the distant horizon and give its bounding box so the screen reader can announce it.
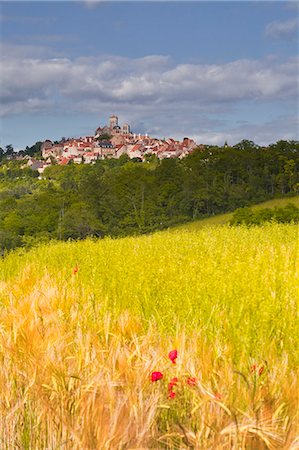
[10,116,299,153]
[1,1,298,150]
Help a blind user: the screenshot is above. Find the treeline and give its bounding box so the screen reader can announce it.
[0,140,298,253]
[0,141,43,160]
[230,204,299,226]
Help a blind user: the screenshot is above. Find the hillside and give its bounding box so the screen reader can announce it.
[1,140,299,253]
[0,221,298,449]
[173,195,299,230]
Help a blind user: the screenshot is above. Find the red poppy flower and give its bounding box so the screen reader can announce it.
[214,392,222,400]
[151,371,163,382]
[258,366,264,376]
[169,377,178,386]
[250,364,257,373]
[168,377,178,391]
[73,265,79,275]
[169,391,176,399]
[187,377,197,386]
[168,349,178,364]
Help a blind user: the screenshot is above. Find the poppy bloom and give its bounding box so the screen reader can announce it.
[250,364,257,373]
[169,391,176,399]
[168,349,178,364]
[214,392,222,400]
[169,377,178,386]
[258,366,264,376]
[151,371,163,382]
[187,377,197,386]
[168,377,178,392]
[73,265,79,275]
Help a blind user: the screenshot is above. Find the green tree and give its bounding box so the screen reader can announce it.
[5,145,14,156]
[97,134,112,141]
[61,202,105,239]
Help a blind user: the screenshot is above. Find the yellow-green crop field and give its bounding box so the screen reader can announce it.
[0,223,298,449]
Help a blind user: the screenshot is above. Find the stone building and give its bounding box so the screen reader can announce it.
[95,115,132,138]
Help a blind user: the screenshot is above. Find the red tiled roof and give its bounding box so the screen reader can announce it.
[131,144,141,151]
[59,157,72,165]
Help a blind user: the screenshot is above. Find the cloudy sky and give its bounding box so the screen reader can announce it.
[0,1,298,149]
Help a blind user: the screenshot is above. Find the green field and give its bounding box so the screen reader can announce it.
[0,212,298,448]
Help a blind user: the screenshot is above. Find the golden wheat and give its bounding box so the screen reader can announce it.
[0,223,298,449]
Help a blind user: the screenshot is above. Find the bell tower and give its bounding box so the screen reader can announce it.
[109,114,118,129]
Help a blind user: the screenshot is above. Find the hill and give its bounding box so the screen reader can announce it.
[0,220,298,448]
[1,139,299,253]
[173,194,299,230]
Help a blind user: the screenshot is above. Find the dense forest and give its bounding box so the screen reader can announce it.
[0,139,298,254]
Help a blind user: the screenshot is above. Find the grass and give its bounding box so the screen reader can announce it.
[172,195,299,231]
[0,221,298,449]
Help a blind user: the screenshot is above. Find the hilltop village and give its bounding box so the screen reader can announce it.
[37,115,198,173]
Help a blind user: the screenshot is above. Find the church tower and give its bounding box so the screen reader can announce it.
[109,114,118,129]
[122,123,130,134]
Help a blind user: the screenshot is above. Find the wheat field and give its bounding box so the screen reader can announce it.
[0,223,298,449]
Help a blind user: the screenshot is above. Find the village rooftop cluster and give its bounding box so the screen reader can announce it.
[34,115,198,174]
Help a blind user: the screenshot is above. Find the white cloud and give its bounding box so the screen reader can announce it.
[191,115,298,147]
[265,18,298,39]
[83,0,103,9]
[0,98,53,116]
[0,43,297,119]
[0,43,298,145]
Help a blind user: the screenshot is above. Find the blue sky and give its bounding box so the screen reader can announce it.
[0,1,298,148]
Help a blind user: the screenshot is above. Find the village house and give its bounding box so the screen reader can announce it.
[37,114,198,168]
[25,157,51,176]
